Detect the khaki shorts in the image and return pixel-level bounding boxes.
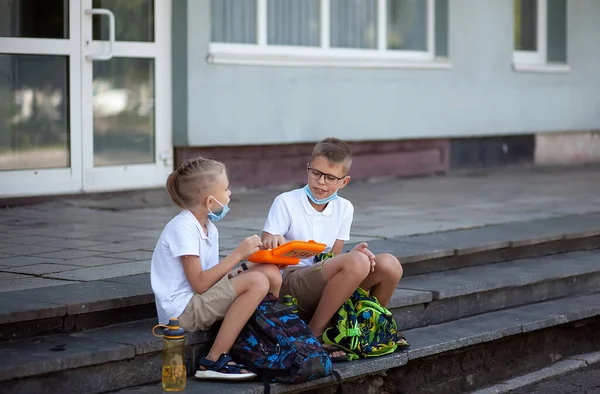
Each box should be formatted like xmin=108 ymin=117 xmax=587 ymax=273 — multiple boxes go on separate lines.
xmin=281 ymin=262 xmax=328 ymax=320
xmin=178 ymin=276 xmax=238 ymax=331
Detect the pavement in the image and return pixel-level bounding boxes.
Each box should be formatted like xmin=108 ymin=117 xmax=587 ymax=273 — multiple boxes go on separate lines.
xmin=1 ymin=164 xmax=599 ymax=293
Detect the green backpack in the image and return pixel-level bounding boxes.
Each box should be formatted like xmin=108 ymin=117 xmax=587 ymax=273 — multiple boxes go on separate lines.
xmin=323 ymin=287 xmax=403 ymax=360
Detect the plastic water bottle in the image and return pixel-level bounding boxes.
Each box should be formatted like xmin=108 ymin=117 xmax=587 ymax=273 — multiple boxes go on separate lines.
xmin=283 ymin=295 xmax=299 ymax=314
xmin=152 ymin=318 xmax=186 ymax=391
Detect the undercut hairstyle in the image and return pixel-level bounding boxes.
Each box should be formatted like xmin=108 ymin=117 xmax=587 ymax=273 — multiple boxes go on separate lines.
xmin=166 ymin=156 xmax=226 ymax=209
xmin=310 ymin=137 xmax=353 ymax=171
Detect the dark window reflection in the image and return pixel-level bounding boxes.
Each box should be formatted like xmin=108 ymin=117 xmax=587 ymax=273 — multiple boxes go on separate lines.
xmin=93 ymin=58 xmax=155 ymax=166
xmin=92 ymin=0 xmax=154 ymax=42
xmin=0 ymin=55 xmax=70 ymax=171
xmin=0 ymin=0 xmax=68 ymax=39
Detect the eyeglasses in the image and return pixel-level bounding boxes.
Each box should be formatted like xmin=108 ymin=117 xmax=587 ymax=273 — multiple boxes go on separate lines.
xmin=307 ymin=165 xmax=347 ymax=184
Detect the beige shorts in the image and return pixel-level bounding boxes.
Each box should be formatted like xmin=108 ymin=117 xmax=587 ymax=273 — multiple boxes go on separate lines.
xmin=281 ymin=262 xmax=328 ymax=320
xmin=178 ymin=276 xmax=238 ymax=331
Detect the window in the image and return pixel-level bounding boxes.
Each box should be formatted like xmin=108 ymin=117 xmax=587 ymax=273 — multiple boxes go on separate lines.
xmin=513 ymin=0 xmax=568 ymax=72
xmin=209 ymin=0 xmax=449 ymax=69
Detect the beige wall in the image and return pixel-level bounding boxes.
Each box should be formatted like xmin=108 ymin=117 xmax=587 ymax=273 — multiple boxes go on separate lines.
xmin=535 ymin=131 xmax=600 ymax=165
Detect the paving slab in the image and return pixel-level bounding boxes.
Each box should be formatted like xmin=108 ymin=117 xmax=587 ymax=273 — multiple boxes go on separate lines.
xmin=45 ymin=260 xmax=151 ymax=281
xmin=2 ymin=280 xmax=153 ymax=315
xmin=83 ymin=234 xmax=154 ymax=244
xmin=1 ymin=235 xmax=61 ymax=245
xmin=99 ymin=250 xmax=154 ymax=261
xmin=31 ymin=249 xmax=104 ymax=260
xmin=0 ymin=335 xmax=135 ymax=381
xmin=55 ymin=256 xmax=135 ymax=268
xmin=0 ymin=253 xmax=64 ymax=267
xmin=5 ymin=263 xmax=83 ymax=275
xmin=40 ymin=239 xmax=113 ymax=249
xmin=7 ymin=227 xmax=103 ymax=239
xmin=2 ymin=244 xmax=63 ymax=256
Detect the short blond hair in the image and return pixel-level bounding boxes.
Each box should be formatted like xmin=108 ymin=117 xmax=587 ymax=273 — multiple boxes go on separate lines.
xmin=166 ymin=157 xmax=226 ymax=209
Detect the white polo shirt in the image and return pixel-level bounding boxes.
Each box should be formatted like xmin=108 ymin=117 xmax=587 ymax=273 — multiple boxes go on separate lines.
xmin=263 ymin=188 xmax=354 ymax=267
xmin=151 ymin=210 xmax=220 ymax=324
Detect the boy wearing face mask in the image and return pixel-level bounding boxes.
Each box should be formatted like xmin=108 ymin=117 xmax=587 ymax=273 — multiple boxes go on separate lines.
xmin=261 ymin=138 xmax=407 ymax=361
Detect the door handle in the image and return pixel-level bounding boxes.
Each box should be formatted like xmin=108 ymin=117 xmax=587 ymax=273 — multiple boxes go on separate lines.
xmin=85 ymin=8 xmax=115 ymax=61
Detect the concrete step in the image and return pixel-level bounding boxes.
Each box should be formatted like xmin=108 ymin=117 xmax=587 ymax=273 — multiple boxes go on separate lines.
xmin=0 ymin=274 xmax=154 ymax=342
xmin=388 ymin=249 xmax=600 ymax=330
xmin=358 ymin=213 xmax=600 ymax=277
xmin=2 ymin=214 xmax=599 ymax=342
xmin=6 ymin=291 xmax=595 ymax=394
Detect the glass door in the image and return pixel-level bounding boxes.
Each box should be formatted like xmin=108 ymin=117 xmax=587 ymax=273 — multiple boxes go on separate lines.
xmin=0 ymin=0 xmax=83 ymax=197
xmin=80 ymin=0 xmax=172 ymax=192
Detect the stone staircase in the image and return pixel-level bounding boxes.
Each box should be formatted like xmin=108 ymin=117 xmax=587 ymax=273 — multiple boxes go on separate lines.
xmin=1 ymin=213 xmax=600 ymax=394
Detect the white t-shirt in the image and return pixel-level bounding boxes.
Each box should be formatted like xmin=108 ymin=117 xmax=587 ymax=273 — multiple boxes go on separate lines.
xmin=263 ymin=188 xmax=354 ymax=267
xmin=151 ymin=209 xmax=220 ymax=324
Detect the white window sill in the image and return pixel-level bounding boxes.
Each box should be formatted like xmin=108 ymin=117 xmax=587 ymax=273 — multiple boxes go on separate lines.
xmin=206 ymin=44 xmax=451 ymax=70
xmin=512 ymin=62 xmax=570 ymax=73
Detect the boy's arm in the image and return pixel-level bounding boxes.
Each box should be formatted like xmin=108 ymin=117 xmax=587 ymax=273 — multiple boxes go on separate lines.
xmin=331 ymin=239 xmax=345 ymax=255
xmin=261 ymin=195 xmax=291 ymax=249
xmin=181 ymin=251 xmax=244 ymax=294
xmin=176 ymin=231 xmax=260 ymax=293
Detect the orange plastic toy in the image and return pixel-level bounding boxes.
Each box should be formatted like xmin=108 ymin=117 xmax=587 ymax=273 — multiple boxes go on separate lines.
xmin=248 ymin=240 xmax=327 ymax=265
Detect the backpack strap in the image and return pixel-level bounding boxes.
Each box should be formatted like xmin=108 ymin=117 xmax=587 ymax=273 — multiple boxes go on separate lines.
xmin=332 ymin=369 xmax=344 ymax=393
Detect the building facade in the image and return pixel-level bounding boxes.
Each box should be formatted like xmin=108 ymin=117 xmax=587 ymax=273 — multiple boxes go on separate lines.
xmin=1 ymin=0 xmax=599 ymax=198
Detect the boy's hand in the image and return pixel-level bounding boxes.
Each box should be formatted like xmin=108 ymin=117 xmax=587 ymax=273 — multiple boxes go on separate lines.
xmin=262 ymin=234 xmax=286 ymax=250
xmin=234 ymin=234 xmax=262 ymax=260
xmin=352 ymin=242 xmax=376 ymax=272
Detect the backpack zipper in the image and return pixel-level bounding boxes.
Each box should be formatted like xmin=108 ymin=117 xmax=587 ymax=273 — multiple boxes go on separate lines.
xmin=259 ymin=342 xmax=281 ymax=355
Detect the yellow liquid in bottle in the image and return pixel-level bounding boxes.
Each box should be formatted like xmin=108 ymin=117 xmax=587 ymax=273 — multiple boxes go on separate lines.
xmin=162 ymin=341 xmax=186 ymax=391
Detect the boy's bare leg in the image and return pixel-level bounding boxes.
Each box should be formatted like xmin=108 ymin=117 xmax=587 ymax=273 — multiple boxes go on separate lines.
xmin=245 ymin=263 xmax=283 ymax=297
xmin=204 ymin=272 xmax=269 ymax=368
xmin=309 ymin=251 xmax=371 ymax=337
xmin=359 ymin=253 xmax=403 ymax=307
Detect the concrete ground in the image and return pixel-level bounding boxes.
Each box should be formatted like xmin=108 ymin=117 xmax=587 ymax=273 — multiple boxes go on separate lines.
xmin=1 ymin=164 xmax=599 ymax=292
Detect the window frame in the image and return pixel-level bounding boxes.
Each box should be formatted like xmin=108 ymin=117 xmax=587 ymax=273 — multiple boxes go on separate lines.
xmin=513 ymin=0 xmax=547 ymax=65
xmin=207 ymin=0 xmax=450 ymax=69
xmin=512 ymin=0 xmax=569 ymax=72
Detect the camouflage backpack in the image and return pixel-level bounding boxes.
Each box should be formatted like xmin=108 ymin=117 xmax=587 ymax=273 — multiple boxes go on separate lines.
xmin=231 ymin=293 xmax=339 ymax=391
xmin=323 ymin=287 xmax=401 ymax=359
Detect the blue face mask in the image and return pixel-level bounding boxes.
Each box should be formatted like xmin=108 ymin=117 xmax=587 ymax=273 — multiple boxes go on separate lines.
xmin=207 ymin=197 xmax=230 ymax=222
xmin=303 ymin=184 xmax=339 ymax=205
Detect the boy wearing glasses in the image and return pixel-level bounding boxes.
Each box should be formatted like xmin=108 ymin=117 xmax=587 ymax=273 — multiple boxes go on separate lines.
xmin=261 ymin=137 xmax=405 ymax=361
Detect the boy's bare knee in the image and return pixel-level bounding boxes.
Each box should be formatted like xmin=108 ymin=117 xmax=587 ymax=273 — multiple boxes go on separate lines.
xmin=344 ymin=251 xmax=371 ymax=279
xmin=258 ymin=264 xmax=283 ymax=287
xmin=376 ymin=253 xmax=403 ymax=280
xmin=245 ymin=271 xmax=270 ymax=295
